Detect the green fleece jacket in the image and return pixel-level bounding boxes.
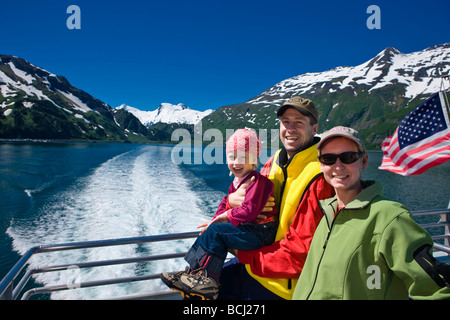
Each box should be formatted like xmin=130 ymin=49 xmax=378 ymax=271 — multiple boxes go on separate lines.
xmin=293 ymin=181 xmax=450 ymax=300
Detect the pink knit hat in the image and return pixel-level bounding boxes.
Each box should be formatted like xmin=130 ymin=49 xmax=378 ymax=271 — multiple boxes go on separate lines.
xmin=226 ymin=129 xmax=261 ymax=162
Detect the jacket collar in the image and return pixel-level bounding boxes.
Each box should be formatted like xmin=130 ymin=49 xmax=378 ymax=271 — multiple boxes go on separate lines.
xmin=320 ymin=181 xmax=382 ymax=226
xmin=278 ymin=136 xmax=320 ymax=167
xmin=233 ymin=170 xmax=257 ymax=189
xmin=343 ymin=181 xmax=382 ymax=209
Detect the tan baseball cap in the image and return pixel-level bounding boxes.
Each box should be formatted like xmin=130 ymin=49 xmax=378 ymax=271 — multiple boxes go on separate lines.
xmin=277 ymin=96 xmax=319 ymax=122
xmin=317 ymin=126 xmax=365 ymax=152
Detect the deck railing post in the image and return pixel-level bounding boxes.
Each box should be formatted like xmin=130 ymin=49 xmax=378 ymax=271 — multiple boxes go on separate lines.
xmin=0 ymin=282 xmax=13 ymax=300
xmin=445 ymin=200 xmax=450 ymax=248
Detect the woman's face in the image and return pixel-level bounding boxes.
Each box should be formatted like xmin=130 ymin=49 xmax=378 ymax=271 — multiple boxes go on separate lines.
xmin=319 ymin=137 xmax=368 ymax=193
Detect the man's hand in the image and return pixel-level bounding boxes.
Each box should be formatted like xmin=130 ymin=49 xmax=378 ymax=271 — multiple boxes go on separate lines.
xmin=253 ymin=195 xmax=275 ymax=222
xmin=227 ymin=176 xmax=275 ymax=214
xmin=262 ymin=196 xmax=275 ymax=213
xmin=227 ymin=176 xmax=255 ymax=208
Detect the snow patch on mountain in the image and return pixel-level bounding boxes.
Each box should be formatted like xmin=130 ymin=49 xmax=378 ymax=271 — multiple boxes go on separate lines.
xmin=57 ymin=90 xmax=92 ymax=113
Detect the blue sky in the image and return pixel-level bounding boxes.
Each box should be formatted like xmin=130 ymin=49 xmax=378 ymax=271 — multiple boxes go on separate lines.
xmin=1 ymin=0 xmax=449 ymax=111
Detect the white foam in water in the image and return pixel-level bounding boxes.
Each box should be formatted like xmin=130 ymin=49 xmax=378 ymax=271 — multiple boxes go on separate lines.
xmin=7 ymin=145 xmax=218 ymax=299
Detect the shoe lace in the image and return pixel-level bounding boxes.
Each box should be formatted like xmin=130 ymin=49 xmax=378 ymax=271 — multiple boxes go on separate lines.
xmin=188 ymin=268 xmax=212 ymax=284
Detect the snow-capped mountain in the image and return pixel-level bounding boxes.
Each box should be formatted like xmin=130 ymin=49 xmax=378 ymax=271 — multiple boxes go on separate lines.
xmin=202 ymin=43 xmax=450 ymax=149
xmin=248 ymin=44 xmax=450 ymax=105
xmin=0 ymin=54 xmax=211 ymax=142
xmin=0 ymin=54 xmax=139 ymax=141
xmin=2 ymin=43 xmax=449 ymax=146
xmin=0 ymin=55 xmax=112 ymax=114
xmin=116 ymin=103 xmax=213 ymax=127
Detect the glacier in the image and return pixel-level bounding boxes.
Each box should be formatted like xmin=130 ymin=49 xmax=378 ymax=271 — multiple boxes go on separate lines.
xmin=116 ymin=103 xmax=214 ymax=127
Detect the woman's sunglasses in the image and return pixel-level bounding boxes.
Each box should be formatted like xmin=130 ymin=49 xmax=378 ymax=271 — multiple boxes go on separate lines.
xmin=318 ymin=151 xmax=364 ymax=165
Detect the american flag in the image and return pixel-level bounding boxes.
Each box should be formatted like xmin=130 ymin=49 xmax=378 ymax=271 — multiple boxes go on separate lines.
xmin=379 ymin=92 xmax=450 ymax=175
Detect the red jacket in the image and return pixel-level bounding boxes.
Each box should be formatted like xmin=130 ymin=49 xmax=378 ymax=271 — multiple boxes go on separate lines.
xmin=237 ymin=157 xmax=334 ymax=279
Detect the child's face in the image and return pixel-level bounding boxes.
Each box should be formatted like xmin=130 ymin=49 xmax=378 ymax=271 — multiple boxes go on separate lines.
xmin=227 ymin=151 xmax=254 ymax=178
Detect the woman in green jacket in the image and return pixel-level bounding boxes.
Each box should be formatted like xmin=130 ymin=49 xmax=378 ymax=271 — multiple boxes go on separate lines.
xmin=292 ymin=126 xmax=450 ymax=300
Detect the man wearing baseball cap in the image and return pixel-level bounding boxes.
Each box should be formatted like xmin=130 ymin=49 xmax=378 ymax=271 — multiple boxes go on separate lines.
xmin=219 ymin=96 xmax=335 ymax=300
xmin=277 ymin=96 xmax=319 ymax=123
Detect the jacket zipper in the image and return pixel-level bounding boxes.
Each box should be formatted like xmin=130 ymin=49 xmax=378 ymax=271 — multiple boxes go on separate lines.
xmin=306 ymin=203 xmax=340 ymax=299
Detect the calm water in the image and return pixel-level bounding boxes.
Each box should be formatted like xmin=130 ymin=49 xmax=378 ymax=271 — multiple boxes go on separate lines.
xmin=0 ymin=142 xmax=449 ymax=299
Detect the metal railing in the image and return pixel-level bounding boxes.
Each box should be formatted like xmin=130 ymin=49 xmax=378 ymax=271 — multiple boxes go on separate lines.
xmin=1 ymin=209 xmax=449 ymax=300
xmin=0 ymin=231 xmax=198 ymax=300
xmin=411 ymin=208 xmax=450 ymax=248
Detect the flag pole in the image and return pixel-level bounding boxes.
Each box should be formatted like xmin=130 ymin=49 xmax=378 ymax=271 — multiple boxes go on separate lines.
xmin=440 ymin=75 xmax=450 ymax=116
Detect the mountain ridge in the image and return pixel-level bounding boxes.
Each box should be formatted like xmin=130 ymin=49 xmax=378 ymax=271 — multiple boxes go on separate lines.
xmin=0 ymin=55 xmax=210 ymax=142
xmin=1 ymin=43 xmax=449 ymax=148
xmin=201 ymin=43 xmax=450 ymax=149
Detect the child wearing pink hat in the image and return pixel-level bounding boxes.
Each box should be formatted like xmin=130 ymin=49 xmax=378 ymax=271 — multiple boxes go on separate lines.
xmin=160 ymin=129 xmax=278 ymax=300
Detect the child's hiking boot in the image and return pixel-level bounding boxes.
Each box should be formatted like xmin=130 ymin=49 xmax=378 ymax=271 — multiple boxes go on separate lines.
xmin=179 ymin=269 xmax=220 ymax=300
xmin=159 ymin=269 xmax=191 ymax=298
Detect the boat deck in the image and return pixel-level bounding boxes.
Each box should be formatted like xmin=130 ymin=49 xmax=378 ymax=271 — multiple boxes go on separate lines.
xmin=1 ymin=209 xmax=449 ymax=300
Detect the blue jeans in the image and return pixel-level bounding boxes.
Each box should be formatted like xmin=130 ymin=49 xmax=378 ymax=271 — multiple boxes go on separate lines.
xmin=218 ymin=257 xmax=285 ymax=300
xmin=184 ymin=221 xmax=277 ymax=275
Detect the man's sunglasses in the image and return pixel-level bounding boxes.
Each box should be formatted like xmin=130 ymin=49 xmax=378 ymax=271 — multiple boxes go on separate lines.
xmin=318 ymin=151 xmax=364 ymax=165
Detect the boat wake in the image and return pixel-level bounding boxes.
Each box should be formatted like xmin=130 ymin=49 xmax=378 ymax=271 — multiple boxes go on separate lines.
xmin=7 ymin=145 xmax=222 ymax=299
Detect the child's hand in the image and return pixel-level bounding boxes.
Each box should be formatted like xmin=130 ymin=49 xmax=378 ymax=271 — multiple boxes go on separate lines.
xmin=210 ymin=212 xmax=230 ymax=224
xmin=197 ymin=212 xmax=230 ymax=235
xmin=197 ymin=222 xmax=209 ymax=229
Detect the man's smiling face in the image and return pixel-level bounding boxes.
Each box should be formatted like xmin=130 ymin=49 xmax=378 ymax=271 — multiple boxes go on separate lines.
xmin=279 ymin=107 xmax=318 ymax=158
